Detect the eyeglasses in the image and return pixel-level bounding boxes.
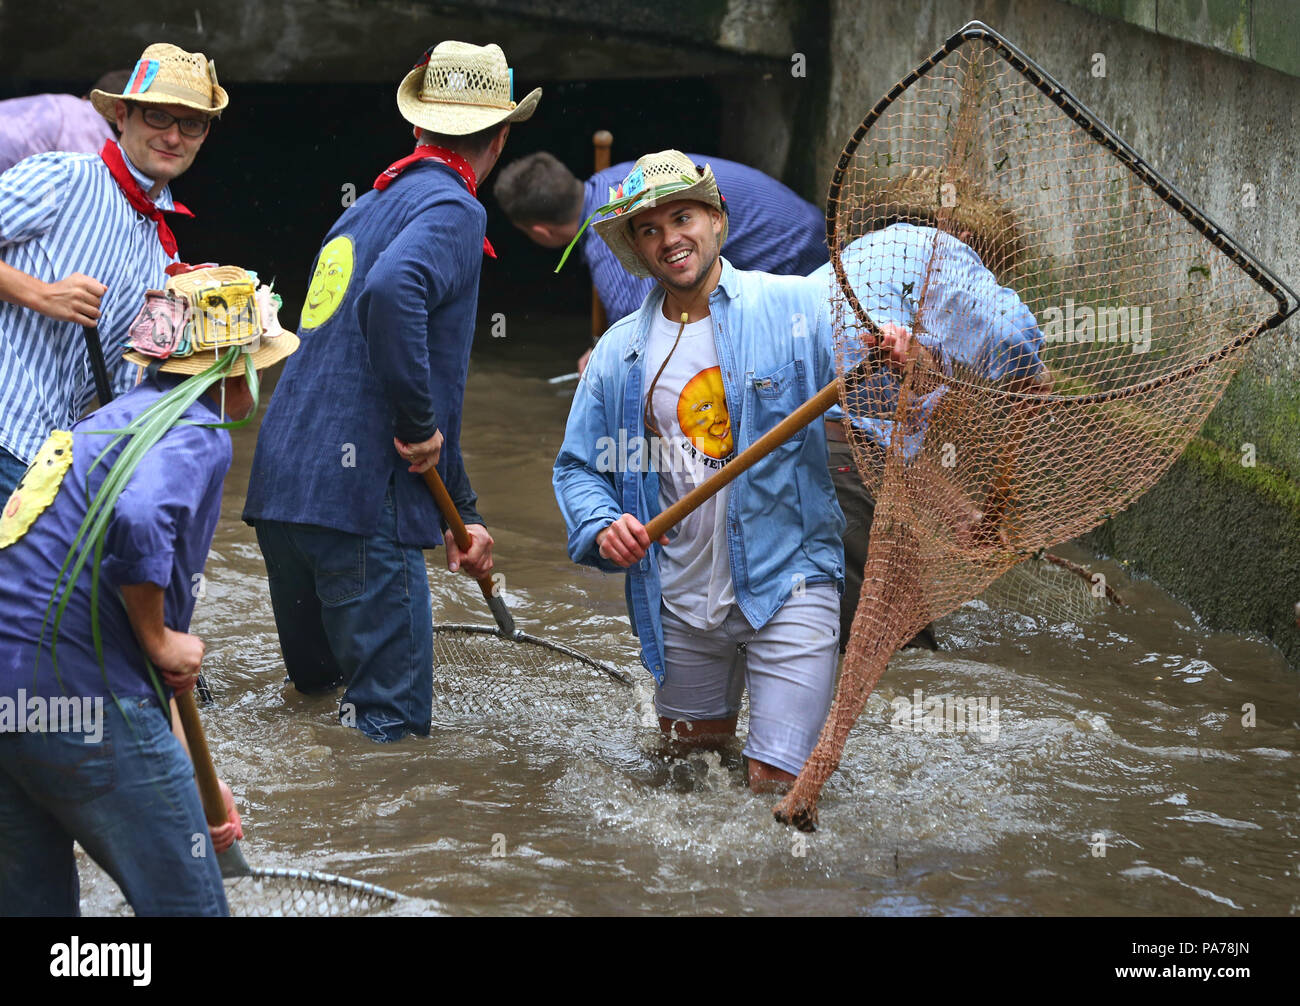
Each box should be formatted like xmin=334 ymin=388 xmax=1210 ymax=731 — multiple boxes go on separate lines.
xmin=135 ymin=106 xmax=210 ymax=138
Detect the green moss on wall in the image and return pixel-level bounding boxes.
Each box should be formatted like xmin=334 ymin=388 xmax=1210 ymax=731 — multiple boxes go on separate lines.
xmin=1201 ymin=370 xmax=1300 ymax=485
xmin=1085 ymin=433 xmax=1300 ymax=667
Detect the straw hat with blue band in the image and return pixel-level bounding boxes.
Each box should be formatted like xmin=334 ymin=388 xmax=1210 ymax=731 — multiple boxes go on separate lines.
xmin=89 ymin=42 xmax=228 ymax=120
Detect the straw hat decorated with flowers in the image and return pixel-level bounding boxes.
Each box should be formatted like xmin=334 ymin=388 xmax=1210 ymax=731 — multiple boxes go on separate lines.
xmin=554 ymin=149 xmax=729 ymax=279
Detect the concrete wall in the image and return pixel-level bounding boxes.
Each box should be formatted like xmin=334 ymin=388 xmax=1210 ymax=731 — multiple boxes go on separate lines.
xmin=1067 ymin=0 xmax=1300 ymax=77
xmin=0 ymin=0 xmax=804 ymax=83
xmin=818 ymin=0 xmax=1299 ymax=666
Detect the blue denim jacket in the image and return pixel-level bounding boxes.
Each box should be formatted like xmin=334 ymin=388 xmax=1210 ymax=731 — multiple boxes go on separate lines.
xmin=553 ymin=260 xmax=845 ymax=684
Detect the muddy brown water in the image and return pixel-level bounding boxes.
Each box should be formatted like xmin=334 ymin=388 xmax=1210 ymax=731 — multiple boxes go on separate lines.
xmin=78 ymin=323 xmax=1299 ymax=916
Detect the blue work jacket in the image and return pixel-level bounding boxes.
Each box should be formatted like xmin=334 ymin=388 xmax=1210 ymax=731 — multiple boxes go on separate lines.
xmin=243 ymin=160 xmax=484 ymax=548
xmin=553 ymin=260 xmax=845 ymax=684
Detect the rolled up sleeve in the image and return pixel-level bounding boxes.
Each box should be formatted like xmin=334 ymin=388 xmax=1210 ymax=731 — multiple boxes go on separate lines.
xmin=553 ymin=348 xmax=625 ymax=573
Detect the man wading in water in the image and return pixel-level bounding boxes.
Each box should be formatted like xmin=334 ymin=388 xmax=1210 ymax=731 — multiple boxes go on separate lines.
xmin=0 ymin=279 xmax=298 ymax=916
xmin=243 ymin=41 xmax=541 ymax=742
xmin=0 ymin=43 xmax=225 ymax=496
xmin=553 ymin=150 xmax=845 ymax=791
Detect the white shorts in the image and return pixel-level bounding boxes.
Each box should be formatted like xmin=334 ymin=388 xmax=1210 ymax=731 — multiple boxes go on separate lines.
xmin=655 ymin=583 xmax=840 ymax=776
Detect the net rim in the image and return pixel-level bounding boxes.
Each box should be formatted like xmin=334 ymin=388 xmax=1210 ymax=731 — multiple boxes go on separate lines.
xmin=236 ymin=865 xmax=402 ymax=903
xmin=823 ymin=18 xmax=1299 ymax=388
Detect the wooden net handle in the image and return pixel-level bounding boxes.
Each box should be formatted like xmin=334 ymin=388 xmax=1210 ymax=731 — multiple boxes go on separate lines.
xmin=590 ymin=130 xmax=613 ymax=343
xmin=645 ymin=379 xmax=842 ymax=540
xmin=175 ymin=690 xmax=228 ymax=827
xmin=422 ymin=466 xmax=515 ymax=635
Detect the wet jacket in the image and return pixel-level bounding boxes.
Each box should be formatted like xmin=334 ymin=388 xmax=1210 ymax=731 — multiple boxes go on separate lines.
xmin=553 ymin=260 xmax=845 ymax=683
xmin=243 ymin=160 xmax=484 ymax=547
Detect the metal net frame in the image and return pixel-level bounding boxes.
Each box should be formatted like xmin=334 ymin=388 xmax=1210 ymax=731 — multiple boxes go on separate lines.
xmin=222 ymin=867 xmax=401 ymax=917
xmin=774 ymin=21 xmax=1297 ymax=830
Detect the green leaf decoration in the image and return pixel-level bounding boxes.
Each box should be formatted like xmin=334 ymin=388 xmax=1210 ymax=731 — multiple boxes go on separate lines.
xmin=37 ymin=347 xmax=258 ymax=706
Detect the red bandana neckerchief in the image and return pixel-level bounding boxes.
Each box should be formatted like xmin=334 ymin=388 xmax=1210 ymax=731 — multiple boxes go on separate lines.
xmin=373 ymin=144 xmax=496 ymax=259
xmin=98 ymin=139 xmax=193 ymax=258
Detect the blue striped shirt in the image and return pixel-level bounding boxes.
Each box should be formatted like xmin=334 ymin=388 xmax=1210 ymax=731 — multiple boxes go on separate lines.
xmin=0 ymin=148 xmax=178 ymax=463
xmin=580 ymin=155 xmax=828 ymax=323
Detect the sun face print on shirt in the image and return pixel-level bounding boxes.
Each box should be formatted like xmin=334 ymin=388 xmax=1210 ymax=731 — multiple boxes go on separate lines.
xmin=676 ymin=366 xmax=734 ymax=467
xmin=300 ymin=235 xmax=354 ymax=330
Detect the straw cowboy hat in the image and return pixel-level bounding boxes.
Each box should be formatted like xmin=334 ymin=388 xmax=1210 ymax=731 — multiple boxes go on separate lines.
xmin=592 ymin=149 xmax=729 ymax=279
xmin=123 ymin=266 xmax=298 ymax=375
xmin=125 ymin=331 xmax=298 ymax=376
xmin=396 ymin=41 xmax=541 ymax=136
xmin=90 ymin=42 xmax=228 ymax=120
xmin=860 ymin=166 xmax=1026 ymax=281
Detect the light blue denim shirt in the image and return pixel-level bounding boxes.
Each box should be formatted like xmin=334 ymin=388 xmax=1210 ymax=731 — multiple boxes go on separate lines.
xmin=814 ymin=223 xmax=1044 ymax=458
xmin=553 ymin=260 xmax=845 ymax=684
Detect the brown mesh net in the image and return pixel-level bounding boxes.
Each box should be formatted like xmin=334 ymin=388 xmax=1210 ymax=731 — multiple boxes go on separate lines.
xmin=774 ymin=23 xmax=1296 ymax=831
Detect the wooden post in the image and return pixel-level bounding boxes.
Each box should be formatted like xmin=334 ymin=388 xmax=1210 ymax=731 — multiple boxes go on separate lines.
xmin=591 ymin=130 xmax=613 ymax=343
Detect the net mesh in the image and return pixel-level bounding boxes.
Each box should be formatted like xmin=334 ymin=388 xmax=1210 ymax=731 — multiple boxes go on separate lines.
xmin=774 ymin=28 xmax=1293 ymax=830
xmin=977 ymin=551 xmax=1111 ymax=625
xmin=222 ymin=867 xmax=400 ymax=917
xmin=432 ymin=625 xmax=630 ymax=720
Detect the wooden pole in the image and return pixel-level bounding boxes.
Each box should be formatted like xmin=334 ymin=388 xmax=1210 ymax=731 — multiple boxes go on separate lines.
xmin=175 ymin=691 xmax=229 ymax=827
xmin=591 ymin=130 xmax=613 ymax=343
xmin=422 ymin=465 xmax=516 ymax=636
xmin=645 ymin=379 xmax=842 ymax=541
xmin=174 ymin=688 xmax=252 ymax=876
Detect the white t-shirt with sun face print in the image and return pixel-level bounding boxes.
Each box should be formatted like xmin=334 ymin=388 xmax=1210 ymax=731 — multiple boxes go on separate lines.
xmin=643 ymin=309 xmax=737 ymax=631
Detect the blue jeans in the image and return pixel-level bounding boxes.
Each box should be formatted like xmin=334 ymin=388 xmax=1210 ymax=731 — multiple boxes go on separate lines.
xmin=0 ymin=696 xmax=228 ymax=916
xmin=254 ymin=485 xmax=434 ymax=742
xmin=0 ymin=446 xmax=28 ymax=497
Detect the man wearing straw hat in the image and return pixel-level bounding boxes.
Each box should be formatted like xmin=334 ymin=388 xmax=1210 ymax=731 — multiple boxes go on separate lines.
xmin=494 ymin=150 xmax=827 ymax=372
xmin=0 ymin=43 xmax=226 ymax=497
xmin=553 ymin=150 xmax=845 ymax=791
xmin=0 ymin=289 xmax=298 ymax=916
xmin=244 ymin=42 xmax=540 ymax=743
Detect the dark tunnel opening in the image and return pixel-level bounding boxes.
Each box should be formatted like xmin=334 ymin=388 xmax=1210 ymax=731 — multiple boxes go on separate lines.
xmin=1 ymin=73 xmax=781 ymax=376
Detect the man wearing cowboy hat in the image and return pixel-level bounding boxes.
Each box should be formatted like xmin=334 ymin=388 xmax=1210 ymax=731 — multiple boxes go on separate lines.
xmin=493 ymin=150 xmax=827 ymax=372
xmin=0 ymin=42 xmax=225 ymax=497
xmin=0 ymin=300 xmax=298 ymax=916
xmin=243 ymin=42 xmax=540 ymax=743
xmin=553 ymin=150 xmax=845 ymax=791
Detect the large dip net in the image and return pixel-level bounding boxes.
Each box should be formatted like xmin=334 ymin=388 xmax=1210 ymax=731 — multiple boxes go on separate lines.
xmin=775 ymin=22 xmax=1297 ymax=830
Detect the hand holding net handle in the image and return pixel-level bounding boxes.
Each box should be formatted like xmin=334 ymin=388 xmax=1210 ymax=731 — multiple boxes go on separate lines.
xmin=422 ymin=466 xmax=517 ymax=636
xmin=645 ymin=378 xmax=843 ymax=540
xmin=175 ymin=690 xmax=228 ymax=827
xmin=175 ymin=688 xmax=253 ymax=876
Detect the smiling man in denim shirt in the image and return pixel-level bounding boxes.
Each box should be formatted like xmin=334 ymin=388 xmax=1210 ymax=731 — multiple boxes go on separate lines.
xmin=553 ymin=150 xmax=844 ymax=792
